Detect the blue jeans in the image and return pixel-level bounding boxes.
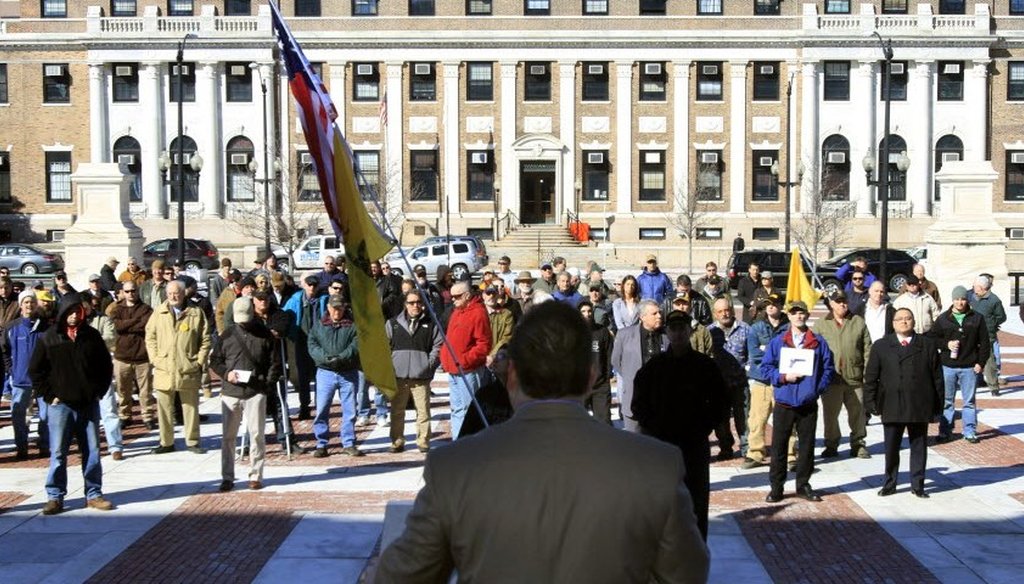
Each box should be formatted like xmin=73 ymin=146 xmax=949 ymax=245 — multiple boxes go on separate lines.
xmin=941 ymin=366 xmax=977 ymax=438
xmin=10 ymin=385 xmax=33 ymax=451
xmin=449 ymin=368 xmax=484 ymax=441
xmin=36 ymin=396 xmax=50 ymax=450
xmin=98 ymin=384 xmax=122 ymax=453
xmin=357 ymin=371 xmax=371 ymax=418
xmin=46 ymin=401 xmax=104 ymax=502
xmin=314 ymin=368 xmax=359 ymax=448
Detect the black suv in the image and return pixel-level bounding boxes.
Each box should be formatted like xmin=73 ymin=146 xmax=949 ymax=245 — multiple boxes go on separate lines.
xmin=142 ymin=238 xmax=220 ymax=271
xmin=815 ymin=248 xmax=917 ymax=293
xmin=728 ymin=247 xmax=916 ymax=296
xmin=727 ymin=249 xmax=811 ymax=295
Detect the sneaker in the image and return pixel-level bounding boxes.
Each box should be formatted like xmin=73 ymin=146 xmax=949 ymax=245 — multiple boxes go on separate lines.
xmin=820 ymin=447 xmax=839 ymax=458
xmin=964 ymin=435 xmax=980 ymax=444
xmin=152 ymin=445 xmax=175 ymax=454
xmin=340 ymin=446 xmax=365 ymax=457
xmin=111 ymin=451 xmax=124 ymax=461
xmin=41 ymin=499 xmax=64 ymax=515
xmin=936 ymin=433 xmax=952 ymax=444
xmin=355 ymin=416 xmax=369 ymax=427
xmin=740 ymin=458 xmax=765 ymax=470
xmin=418 ymin=445 xmax=430 ymax=454
xmin=282 ymin=442 xmax=304 ymax=455
xmin=248 ymin=480 xmax=263 ymax=490
xmin=855 ymin=448 xmax=872 ymax=459
xmin=991 ymin=389 xmax=1001 ymax=397
xmin=86 ymin=497 xmax=115 ymax=511
xmin=219 ymin=480 xmax=234 ymax=492
xmin=187 ymin=445 xmax=207 ymax=454
xmin=378 ymin=416 xmax=390 ymax=428
xmin=389 ymin=444 xmax=404 ymax=454
xmin=312 ymin=447 xmax=329 ymax=458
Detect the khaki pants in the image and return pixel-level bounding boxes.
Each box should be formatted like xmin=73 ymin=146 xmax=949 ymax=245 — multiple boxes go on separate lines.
xmin=821 ymin=381 xmax=866 ymax=453
xmin=747 ymin=380 xmax=796 ymax=464
xmin=391 ymin=379 xmax=432 ymax=449
xmin=115 ymin=360 xmax=153 ymax=422
xmin=221 ymin=393 xmax=266 ymax=482
xmin=156 ymin=388 xmax=200 ymax=448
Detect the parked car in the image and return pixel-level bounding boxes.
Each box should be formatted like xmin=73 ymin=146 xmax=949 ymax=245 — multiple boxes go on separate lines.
xmin=814 ymin=248 xmax=918 ymax=293
xmin=0 ymin=243 xmax=64 ymax=275
xmin=907 ymin=245 xmax=927 ymax=265
xmin=286 ymin=234 xmax=346 ymax=271
xmin=384 ymin=239 xmax=487 ymax=280
xmin=726 ymin=249 xmax=813 ymax=296
xmin=142 ymin=238 xmax=220 ymax=271
xmin=418 ymin=235 xmax=489 ymax=265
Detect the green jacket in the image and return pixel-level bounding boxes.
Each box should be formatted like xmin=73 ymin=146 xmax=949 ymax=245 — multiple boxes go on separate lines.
xmin=488 ymin=308 xmax=514 ymax=356
xmin=308 ymin=312 xmax=360 ymax=372
xmin=690 ymin=324 xmax=713 ymax=357
xmin=812 ymin=314 xmax=871 ymax=386
xmin=970 ymin=292 xmax=1006 ymax=344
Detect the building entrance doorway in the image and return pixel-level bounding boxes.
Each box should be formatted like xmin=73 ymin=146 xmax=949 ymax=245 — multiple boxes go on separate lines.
xmin=519 ymin=161 xmax=556 ymax=224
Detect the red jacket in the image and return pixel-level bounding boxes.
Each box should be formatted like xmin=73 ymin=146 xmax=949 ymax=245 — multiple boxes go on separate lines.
xmin=441 ymin=295 xmax=492 ymax=374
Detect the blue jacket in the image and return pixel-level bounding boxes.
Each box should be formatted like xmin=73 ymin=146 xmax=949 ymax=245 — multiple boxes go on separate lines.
xmin=3 ymin=317 xmax=47 ymax=388
xmin=636 ymin=269 xmax=673 ymax=304
xmin=282 ymin=289 xmax=327 ymax=339
xmin=747 ymin=315 xmax=789 ymax=383
xmin=836 ymin=263 xmax=877 ymax=295
xmin=551 ymin=290 xmax=584 ymax=307
xmin=760 ymin=327 xmax=834 ymax=407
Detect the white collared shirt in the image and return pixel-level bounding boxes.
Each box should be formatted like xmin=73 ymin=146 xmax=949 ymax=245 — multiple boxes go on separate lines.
xmin=863 ymin=302 xmax=888 ymax=342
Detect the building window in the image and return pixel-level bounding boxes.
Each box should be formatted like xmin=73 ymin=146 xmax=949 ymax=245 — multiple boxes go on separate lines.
xmin=639 ymin=62 xmax=666 ymax=101
xmin=696 ymin=62 xmax=723 ymax=101
xmin=697 ymin=0 xmax=722 ymax=14
xmin=1007 ymin=151 xmax=1024 ymax=201
xmin=225 ymin=0 xmax=250 ymax=15
xmin=225 ymin=136 xmax=255 ymax=202
xmin=297 ymin=154 xmax=320 ymax=201
xmin=1009 ymin=62 xmax=1024 ymax=100
xmin=823 ymin=61 xmax=850 ymax=101
xmin=589 ymin=228 xmax=608 ymax=241
xmin=583 ymin=0 xmax=608 ymax=14
xmin=0 ymin=153 xmax=10 ymax=203
xmin=582 ymin=62 xmax=609 ymax=101
xmin=934 ymin=134 xmax=963 ymax=201
xmin=696 ymin=151 xmax=723 ymax=200
xmin=110 ymin=0 xmax=137 ymax=16
xmin=353 ymin=0 xmax=378 ymax=15
xmin=112 ymin=63 xmax=139 ymax=103
xmin=169 ymin=62 xmax=195 ymax=103
xmin=113 ymin=136 xmax=143 ymax=202
xmin=409 ymin=0 xmax=435 ymax=15
xmin=821 ymin=134 xmax=851 ymax=201
xmin=0 ymin=64 xmax=7 ymax=104
xmin=45 ymin=151 xmax=72 ymax=202
xmin=168 ymin=136 xmax=199 ymax=202
xmin=295 ymin=0 xmax=321 ymax=16
xmin=824 ymin=0 xmax=850 ymax=13
xmin=937 ymin=61 xmax=963 ymax=101
xmin=467 ymin=62 xmax=493 ymax=101
xmin=754 ymin=0 xmax=780 ymax=14
xmin=881 ymin=0 xmax=907 ymax=13
xmin=410 ymin=63 xmax=436 ymax=101
xmin=877 ymin=134 xmax=907 ymax=201
xmin=524 ymin=62 xmax=551 ymax=101
xmin=353 ymin=150 xmax=380 ymax=201
xmin=696 ymin=227 xmax=723 ymax=240
xmin=41 ymin=0 xmax=67 ymax=17
xmin=467 ymin=151 xmax=495 ymax=201
xmin=467 ymin=0 xmax=492 ymax=15
xmin=752 ymin=151 xmax=778 ymax=201
xmin=582 ymin=151 xmax=609 ymax=201
xmin=639 ymin=228 xmax=666 ymax=240
xmin=410 ymin=151 xmax=438 ymax=201
xmin=43 ymin=63 xmax=71 ymax=104
xmin=939 ymin=0 xmax=965 ymax=13
xmin=880 ymin=61 xmax=908 ymax=101
xmin=753 ymin=62 xmax=779 ymax=101
xmin=752 ymin=227 xmax=779 ymax=241
xmin=640 ymin=0 xmax=667 ymax=15
xmin=226 ymin=63 xmax=253 ymax=102
xmin=525 ymin=0 xmax=550 ymax=15
xmin=167 ymin=0 xmax=194 ymax=16
xmin=353 ymin=63 xmax=380 ymax=101
xmin=639 ymin=150 xmax=666 ymax=201
xmin=1013 ymin=0 xmax=1024 ymax=15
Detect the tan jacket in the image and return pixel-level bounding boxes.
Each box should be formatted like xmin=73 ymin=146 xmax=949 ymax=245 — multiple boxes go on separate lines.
xmin=144 ymin=302 xmax=211 ymax=391
xmin=690 ymin=323 xmax=713 ymax=357
xmin=812 ymin=314 xmax=871 ymax=386
xmin=893 ymin=292 xmax=940 ymax=334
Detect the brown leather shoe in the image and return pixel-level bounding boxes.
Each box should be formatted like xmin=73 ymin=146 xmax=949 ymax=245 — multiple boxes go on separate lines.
xmin=42 ymin=499 xmax=64 ymax=515
xmin=111 ymin=451 xmax=124 ymax=461
xmin=87 ymin=497 xmax=115 ymax=511
xmin=248 ymin=480 xmax=263 ymax=490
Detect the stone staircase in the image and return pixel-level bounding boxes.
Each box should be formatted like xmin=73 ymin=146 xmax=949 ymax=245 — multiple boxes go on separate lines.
xmin=485 ymin=224 xmax=598 ymax=270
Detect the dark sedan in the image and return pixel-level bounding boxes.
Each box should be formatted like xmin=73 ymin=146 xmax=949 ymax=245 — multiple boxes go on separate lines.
xmin=142 ymin=238 xmax=220 ymax=271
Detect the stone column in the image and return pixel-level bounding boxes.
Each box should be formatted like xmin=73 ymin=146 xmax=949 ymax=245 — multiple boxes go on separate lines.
xmin=799 ymin=61 xmax=820 ymax=215
xmin=728 ymin=61 xmax=747 ymax=215
xmin=442 ymin=62 xmax=461 ymax=216
xmin=385 ymin=62 xmax=404 ymax=217
xmin=140 ymin=62 xmax=165 ymax=217
xmin=672 ymin=61 xmax=691 ymax=214
xmin=197 ymin=62 xmax=221 ymax=217
xmin=615 ymin=61 xmax=633 ymax=215
xmin=963 ymin=60 xmax=989 ymax=163
xmin=88 ymin=62 xmax=109 ymax=163
xmin=908 ymin=60 xmax=933 ymax=216
xmin=559 ymin=62 xmax=576 ymax=215
xmin=500 ymin=62 xmax=517 ymax=216
xmin=851 ymin=60 xmax=876 ymax=216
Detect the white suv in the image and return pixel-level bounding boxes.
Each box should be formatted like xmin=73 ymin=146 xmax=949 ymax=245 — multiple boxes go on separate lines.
xmin=385 ymin=239 xmax=486 ymax=280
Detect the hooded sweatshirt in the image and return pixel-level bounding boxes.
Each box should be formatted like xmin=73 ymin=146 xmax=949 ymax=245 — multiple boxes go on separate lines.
xmin=28 ymin=299 xmax=113 ymax=407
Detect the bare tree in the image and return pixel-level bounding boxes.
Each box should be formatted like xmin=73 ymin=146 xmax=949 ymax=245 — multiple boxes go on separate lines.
xmin=665 ymin=166 xmax=717 ymax=275
xmin=793 ymin=160 xmax=855 ymax=283
xmin=363 ymin=160 xmax=408 ymax=244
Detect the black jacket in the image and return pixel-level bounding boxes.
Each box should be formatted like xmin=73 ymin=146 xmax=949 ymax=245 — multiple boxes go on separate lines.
xmin=928 ymin=309 xmax=990 ymax=369
xmin=588 ymin=320 xmax=614 ymax=390
xmin=209 ymin=322 xmax=282 ymax=399
xmin=28 ymin=299 xmax=113 ymax=407
xmin=99 ymin=264 xmax=118 ymax=294
xmin=863 ymin=334 xmax=943 ymax=424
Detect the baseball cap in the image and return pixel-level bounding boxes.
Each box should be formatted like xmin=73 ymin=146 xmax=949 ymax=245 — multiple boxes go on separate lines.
xmin=829 ymin=290 xmax=848 ymax=303
xmin=761 ymin=271 xmax=774 ymax=279
xmin=413 ymin=264 xmax=427 ymax=275
xmin=107 ymin=256 xmax=120 ymax=264
xmin=88 ymin=274 xmax=101 ymax=282
xmin=787 ymin=300 xmax=809 ymax=314
xmin=328 ymin=293 xmax=346 ymax=308
xmin=673 ymin=291 xmax=691 ymax=303
xmin=645 ymin=254 xmax=657 ymax=263
xmin=540 ymin=263 xmax=553 ymax=271
xmin=37 ymin=290 xmax=55 ymax=302
xmin=232 ymin=297 xmax=253 ymax=324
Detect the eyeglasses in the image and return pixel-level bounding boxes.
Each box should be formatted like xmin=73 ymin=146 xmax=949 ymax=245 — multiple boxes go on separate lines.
xmin=405 ymin=300 xmax=423 ymax=305
xmin=56 ymin=275 xmax=66 ymax=280
xmin=124 ymin=289 xmax=137 ymax=293
xmin=330 ymin=285 xmax=343 ymax=290
xmin=852 ymin=277 xmax=864 ymax=281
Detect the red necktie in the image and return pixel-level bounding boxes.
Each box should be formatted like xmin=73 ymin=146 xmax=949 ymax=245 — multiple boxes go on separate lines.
xmin=901 ymin=339 xmax=909 ymax=347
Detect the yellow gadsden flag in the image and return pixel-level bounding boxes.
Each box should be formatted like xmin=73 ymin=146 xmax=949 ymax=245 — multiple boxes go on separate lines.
xmin=786 ymin=248 xmax=821 ymax=311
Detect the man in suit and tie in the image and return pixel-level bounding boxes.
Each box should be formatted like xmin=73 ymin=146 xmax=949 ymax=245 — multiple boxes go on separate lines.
xmin=864 ymin=308 xmax=943 ymax=498
xmin=374 ymin=302 xmax=709 ymax=583
xmin=611 ymin=300 xmax=668 ymax=432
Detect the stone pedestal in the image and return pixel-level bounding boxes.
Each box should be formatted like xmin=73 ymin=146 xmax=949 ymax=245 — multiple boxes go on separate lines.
xmin=64 ymin=163 xmax=145 ymax=290
xmin=926 ymin=161 xmax=1010 ymax=303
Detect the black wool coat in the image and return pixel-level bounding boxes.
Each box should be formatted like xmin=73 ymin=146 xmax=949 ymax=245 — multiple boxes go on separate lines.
xmin=863 ymin=334 xmax=943 ymax=424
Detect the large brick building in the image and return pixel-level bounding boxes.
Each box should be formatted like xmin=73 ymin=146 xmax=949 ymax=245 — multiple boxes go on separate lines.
xmin=1 ymin=0 xmax=1022 ymax=266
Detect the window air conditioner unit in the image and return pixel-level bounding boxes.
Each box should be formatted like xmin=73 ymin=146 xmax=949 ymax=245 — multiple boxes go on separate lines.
xmin=1011 ymin=153 xmax=1024 ymax=165
xmin=117 ymin=154 xmax=135 ymax=166
xmin=827 ymin=151 xmax=846 ymax=164
xmin=115 ymin=66 xmax=134 ymax=77
xmin=471 ymin=152 xmax=488 ymax=164
xmin=529 ymin=65 xmax=547 ymax=76
xmin=356 ymin=64 xmax=374 ymax=76
xmin=890 ymin=62 xmax=905 ymax=75
xmin=941 ymin=152 xmax=960 ymax=163
xmin=759 ymin=65 xmax=775 ymax=75
xmin=44 ymin=65 xmax=65 ymax=77
xmin=943 ymin=63 xmax=961 ymax=75
xmin=230 ymin=153 xmax=250 ymax=166
xmin=300 ymin=152 xmax=314 ymax=165
xmin=701 ymin=152 xmax=719 ymax=164
xmin=229 ymin=65 xmax=248 ymax=77
xmin=587 ymin=152 xmax=604 ymax=164
xmin=588 ymin=64 xmax=604 ymax=75
xmin=413 ymin=63 xmax=431 ymax=76
xmin=1010 ymin=228 xmax=1024 ymax=239
xmin=173 ymin=153 xmax=191 ymax=165
xmin=759 ymin=156 xmax=774 ymax=167
xmin=644 ymin=63 xmax=662 ymax=75
xmin=702 ymin=64 xmax=719 ymax=76
xmin=644 ymin=151 xmax=661 ymax=164
xmin=172 ymin=64 xmax=190 ymax=76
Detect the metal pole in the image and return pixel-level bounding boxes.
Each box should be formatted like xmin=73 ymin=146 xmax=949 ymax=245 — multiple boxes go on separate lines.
xmin=261 ymin=73 xmax=271 ymax=258
xmin=876 ymin=32 xmax=893 ymax=289
xmin=176 ymin=37 xmax=187 ymax=267
xmin=784 ymin=75 xmax=793 ymax=252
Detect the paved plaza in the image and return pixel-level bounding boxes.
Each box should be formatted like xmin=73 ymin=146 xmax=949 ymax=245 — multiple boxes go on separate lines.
xmin=1 ymin=308 xmax=1023 ymax=583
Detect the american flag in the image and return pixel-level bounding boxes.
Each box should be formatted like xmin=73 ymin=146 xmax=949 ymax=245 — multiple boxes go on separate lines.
xmin=379 ymin=90 xmax=388 ymax=129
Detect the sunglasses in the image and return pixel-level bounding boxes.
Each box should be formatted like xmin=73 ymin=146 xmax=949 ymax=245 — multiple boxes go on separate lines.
xmin=852 ymin=277 xmax=864 ymax=281
xmin=405 ymin=300 xmax=423 ymax=306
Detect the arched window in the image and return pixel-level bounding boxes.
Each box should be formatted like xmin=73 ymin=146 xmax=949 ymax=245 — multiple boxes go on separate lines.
xmin=168 ymin=135 xmax=198 ymax=202
xmin=112 ymin=136 xmax=142 ymax=202
xmin=933 ymin=134 xmax=963 ymax=201
xmin=877 ymin=134 xmax=907 ymax=201
xmin=225 ymin=136 xmax=255 ymax=202
xmin=821 ymin=134 xmax=850 ymax=201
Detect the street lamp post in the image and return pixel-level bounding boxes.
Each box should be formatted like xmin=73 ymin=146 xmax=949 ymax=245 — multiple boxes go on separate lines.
xmin=771 ymin=73 xmax=801 ymax=252
xmin=250 ymin=62 xmax=272 ymax=259
xmin=869 ymin=31 xmax=896 ymax=288
xmin=175 ymin=33 xmax=196 ymax=266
